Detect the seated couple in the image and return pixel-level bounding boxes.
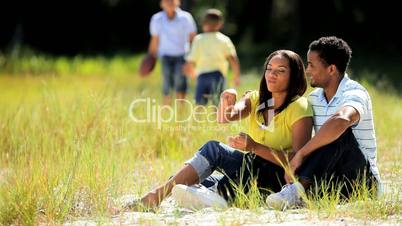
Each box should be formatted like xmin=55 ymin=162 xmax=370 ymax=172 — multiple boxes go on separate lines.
xmin=126 ymin=36 xmax=381 ymax=211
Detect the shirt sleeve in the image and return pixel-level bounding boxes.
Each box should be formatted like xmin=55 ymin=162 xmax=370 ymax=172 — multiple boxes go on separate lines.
xmin=150 ymin=15 xmax=160 ymax=36
xmin=185 ymin=13 xmax=197 ymax=34
xmin=223 ymin=38 xmax=237 ymax=57
xmin=341 ymin=89 xmax=368 ymax=123
xmin=185 ymin=36 xmax=200 ymax=62
xmin=248 ymin=90 xmax=259 ymax=114
xmin=288 ymin=98 xmax=313 ymax=126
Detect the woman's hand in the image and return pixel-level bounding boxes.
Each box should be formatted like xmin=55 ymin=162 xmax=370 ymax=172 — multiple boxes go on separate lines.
xmin=228 ymin=132 xmax=256 ymax=152
xmin=221 ymin=89 xmax=237 ymax=104
xmin=218 ymin=89 xmax=253 ymax=123
xmin=285 ymin=151 xmax=304 ymax=184
xmin=217 ymin=89 xmax=237 ymax=123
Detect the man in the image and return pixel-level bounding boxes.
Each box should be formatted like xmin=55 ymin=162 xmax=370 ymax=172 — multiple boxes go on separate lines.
xmin=266 ymin=36 xmax=382 ymax=210
xmin=148 ymin=0 xmax=197 ymax=105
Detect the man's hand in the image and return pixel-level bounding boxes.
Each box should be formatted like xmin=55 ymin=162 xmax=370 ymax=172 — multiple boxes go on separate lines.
xmin=285 ymin=151 xmax=304 ymax=184
xmin=228 ymin=132 xmax=256 ymax=152
xmin=148 ymin=35 xmax=159 ymax=58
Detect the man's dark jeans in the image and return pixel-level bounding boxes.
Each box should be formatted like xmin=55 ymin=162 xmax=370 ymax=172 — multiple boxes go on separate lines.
xmin=187 ymin=129 xmax=376 ymax=202
xmin=297 ymin=128 xmax=377 ymax=198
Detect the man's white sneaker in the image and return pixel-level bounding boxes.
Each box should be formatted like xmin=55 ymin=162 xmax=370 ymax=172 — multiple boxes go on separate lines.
xmin=266 ymin=182 xmax=305 ymax=210
xmin=172 ymin=184 xmax=228 ymax=210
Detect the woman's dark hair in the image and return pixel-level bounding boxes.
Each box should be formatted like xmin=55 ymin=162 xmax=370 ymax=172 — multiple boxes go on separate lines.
xmin=258 ymin=50 xmax=307 ymax=114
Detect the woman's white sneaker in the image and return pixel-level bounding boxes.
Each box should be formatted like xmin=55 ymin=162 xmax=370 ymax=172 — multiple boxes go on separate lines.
xmin=172 ymin=184 xmax=228 ymax=210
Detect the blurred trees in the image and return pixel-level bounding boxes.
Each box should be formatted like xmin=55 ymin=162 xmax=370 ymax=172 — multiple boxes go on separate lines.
xmin=1 ymin=0 xmax=400 ymax=56
xmin=1 ymin=0 xmax=400 ymax=87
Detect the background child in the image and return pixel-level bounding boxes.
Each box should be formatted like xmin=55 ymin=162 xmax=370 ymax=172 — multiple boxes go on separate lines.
xmin=149 ymin=0 xmax=197 ymax=105
xmin=183 ymin=8 xmax=240 ymax=105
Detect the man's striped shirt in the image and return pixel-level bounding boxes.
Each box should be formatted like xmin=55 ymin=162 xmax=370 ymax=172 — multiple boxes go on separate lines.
xmin=309 ymin=75 xmax=381 ymax=188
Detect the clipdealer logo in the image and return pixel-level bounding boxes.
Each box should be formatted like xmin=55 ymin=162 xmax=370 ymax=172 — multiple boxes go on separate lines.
xmin=128 ymin=97 xmax=275 ymax=131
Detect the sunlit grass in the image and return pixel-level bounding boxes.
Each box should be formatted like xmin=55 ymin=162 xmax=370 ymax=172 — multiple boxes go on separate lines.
xmin=0 ymin=54 xmax=401 ymax=225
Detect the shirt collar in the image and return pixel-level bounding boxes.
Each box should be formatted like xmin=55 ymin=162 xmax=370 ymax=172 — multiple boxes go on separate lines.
xmin=318 ymin=73 xmax=350 ymax=103
xmin=333 ymin=73 xmax=349 ymax=98
xmin=163 ymin=7 xmax=181 ymax=20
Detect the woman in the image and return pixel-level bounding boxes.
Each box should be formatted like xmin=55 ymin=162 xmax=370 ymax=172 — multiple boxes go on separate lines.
xmin=129 ymin=50 xmax=313 ymax=210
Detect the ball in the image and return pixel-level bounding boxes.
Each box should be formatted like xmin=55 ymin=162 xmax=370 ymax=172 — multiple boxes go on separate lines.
xmin=139 ymin=54 xmax=156 ymax=76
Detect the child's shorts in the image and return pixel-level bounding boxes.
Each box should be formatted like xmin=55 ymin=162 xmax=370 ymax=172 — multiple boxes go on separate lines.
xmin=195 ymin=71 xmax=225 ymax=105
xmin=161 ymin=55 xmax=187 ymax=95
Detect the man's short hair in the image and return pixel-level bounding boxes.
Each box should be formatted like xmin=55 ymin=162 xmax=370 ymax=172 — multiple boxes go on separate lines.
xmin=203 ymin=9 xmax=223 ymax=25
xmin=309 ymin=36 xmax=352 ymax=75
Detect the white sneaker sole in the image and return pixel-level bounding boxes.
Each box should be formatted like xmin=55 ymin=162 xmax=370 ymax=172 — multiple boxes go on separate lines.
xmin=266 ymin=195 xmax=288 ymax=210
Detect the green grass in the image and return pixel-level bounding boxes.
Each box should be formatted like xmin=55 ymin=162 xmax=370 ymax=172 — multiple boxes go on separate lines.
xmin=0 ymin=54 xmax=401 ymax=225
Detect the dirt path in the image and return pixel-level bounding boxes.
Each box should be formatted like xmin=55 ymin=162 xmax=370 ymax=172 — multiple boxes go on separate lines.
xmin=63 ymin=197 xmax=400 ymax=226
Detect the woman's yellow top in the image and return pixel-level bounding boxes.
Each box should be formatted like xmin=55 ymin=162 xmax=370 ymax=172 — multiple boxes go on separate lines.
xmin=248 ymin=90 xmax=313 ymax=152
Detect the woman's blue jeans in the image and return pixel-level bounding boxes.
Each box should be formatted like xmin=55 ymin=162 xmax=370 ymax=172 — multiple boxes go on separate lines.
xmin=185 ymin=140 xmax=285 ymax=201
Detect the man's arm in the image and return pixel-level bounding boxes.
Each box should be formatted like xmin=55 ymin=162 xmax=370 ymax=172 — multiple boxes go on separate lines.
xmin=285 ymin=105 xmax=360 ymax=183
xmin=148 ymin=35 xmax=159 ymax=57
xmin=227 ymin=55 xmax=241 ymax=87
xmin=298 ymin=105 xmax=359 ymax=158
xmin=189 ymin=32 xmax=196 ymax=44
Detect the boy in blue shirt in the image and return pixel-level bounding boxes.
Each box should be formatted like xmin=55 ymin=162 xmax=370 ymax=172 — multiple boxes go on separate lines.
xmin=148 ymin=0 xmax=197 ymax=105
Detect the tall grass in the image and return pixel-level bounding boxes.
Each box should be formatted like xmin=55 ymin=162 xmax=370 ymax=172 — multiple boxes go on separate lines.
xmin=0 ymin=54 xmax=401 ymax=225
xmin=0 ymin=47 xmax=141 ymax=77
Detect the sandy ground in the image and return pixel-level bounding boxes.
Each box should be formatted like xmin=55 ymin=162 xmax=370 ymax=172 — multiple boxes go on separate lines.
xmin=1 ymin=168 xmax=400 ymax=225
xmin=63 ymin=195 xmax=401 ymax=226
xmin=61 ymin=159 xmax=402 ymax=225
